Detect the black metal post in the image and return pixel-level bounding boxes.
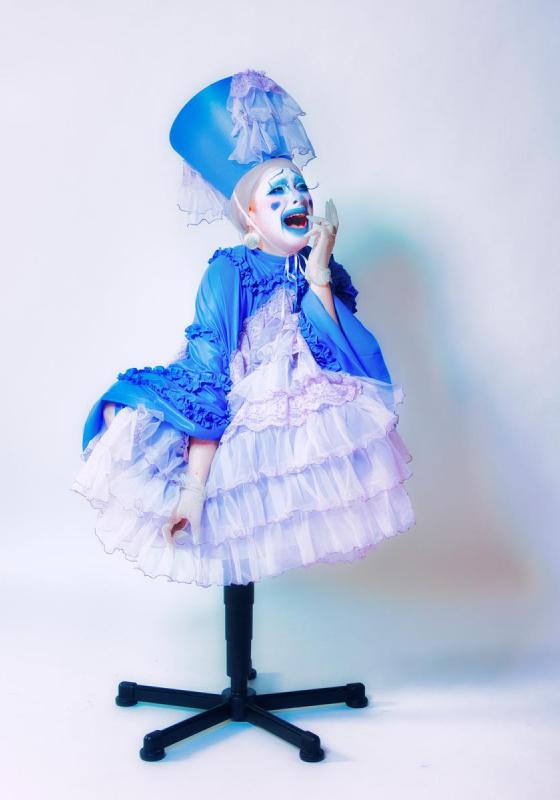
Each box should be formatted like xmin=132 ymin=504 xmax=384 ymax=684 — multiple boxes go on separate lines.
xmin=115 ymin=579 xmax=368 ymax=762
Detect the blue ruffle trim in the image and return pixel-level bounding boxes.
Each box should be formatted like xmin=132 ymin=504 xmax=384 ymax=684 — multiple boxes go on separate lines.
xmin=297 ymin=307 xmax=343 ymax=372
xmin=117 ymin=365 xmax=232 ymax=430
xmin=209 ymin=246 xmax=359 ymax=316
xmin=209 ymin=246 xmax=246 ymax=269
xmin=209 ymin=246 xmax=309 ymax=310
xmin=209 ymin=246 xmax=284 ymax=295
xmin=184 ymin=321 xmax=222 ymax=345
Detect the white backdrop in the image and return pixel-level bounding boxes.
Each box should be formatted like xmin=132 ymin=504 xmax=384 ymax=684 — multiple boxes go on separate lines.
xmin=1 ymin=1 xmax=559 ymax=797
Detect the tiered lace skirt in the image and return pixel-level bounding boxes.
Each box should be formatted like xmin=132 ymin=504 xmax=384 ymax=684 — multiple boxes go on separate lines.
xmin=73 ymin=290 xmax=415 ymax=586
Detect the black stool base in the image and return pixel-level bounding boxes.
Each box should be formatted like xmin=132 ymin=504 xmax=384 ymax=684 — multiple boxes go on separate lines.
xmin=116 ymin=679 xmax=368 ymax=762
xmin=115 ymin=582 xmax=368 ymax=762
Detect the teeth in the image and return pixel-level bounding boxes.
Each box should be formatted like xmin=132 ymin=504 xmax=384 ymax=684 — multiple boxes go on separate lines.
xmin=285 ymin=213 xmax=307 ymax=227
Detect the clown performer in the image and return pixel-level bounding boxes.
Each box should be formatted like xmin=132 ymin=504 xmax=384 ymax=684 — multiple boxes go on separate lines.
xmin=73 ymin=69 xmax=416 ymax=588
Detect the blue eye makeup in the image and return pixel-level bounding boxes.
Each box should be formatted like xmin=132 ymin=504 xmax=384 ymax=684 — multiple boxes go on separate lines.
xmin=265 ymin=172 xmax=310 ymax=196
xmin=268 ymin=182 xmax=308 ymax=195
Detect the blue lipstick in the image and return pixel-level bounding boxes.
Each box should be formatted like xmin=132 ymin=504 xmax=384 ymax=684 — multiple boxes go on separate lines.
xmin=281 ymin=205 xmax=309 ymax=236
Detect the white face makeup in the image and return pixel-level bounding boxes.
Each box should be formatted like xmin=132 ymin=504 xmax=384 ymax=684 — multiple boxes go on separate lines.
xmin=248 ymin=166 xmax=314 ymax=256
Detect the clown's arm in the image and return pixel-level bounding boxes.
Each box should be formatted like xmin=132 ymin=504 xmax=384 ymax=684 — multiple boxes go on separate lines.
xmin=300 ymin=201 xmax=395 ymax=401
xmin=305 ymin=200 xmax=339 ymax=325
xmin=83 ymin=252 xmax=241 ymax=540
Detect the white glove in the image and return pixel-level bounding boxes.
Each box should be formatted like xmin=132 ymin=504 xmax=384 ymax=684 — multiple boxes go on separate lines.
xmin=163 ymin=472 xmax=208 ymax=546
xmin=304 ymin=261 xmax=332 ymax=287
xmin=305 ymin=199 xmax=339 ymax=286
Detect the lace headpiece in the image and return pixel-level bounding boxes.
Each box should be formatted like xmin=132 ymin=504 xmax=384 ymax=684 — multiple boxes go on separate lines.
xmin=169 ymin=69 xmax=316 ymax=226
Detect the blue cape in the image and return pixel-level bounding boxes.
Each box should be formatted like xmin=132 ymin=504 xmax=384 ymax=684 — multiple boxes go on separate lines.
xmin=81 ymin=245 xmax=391 ymax=450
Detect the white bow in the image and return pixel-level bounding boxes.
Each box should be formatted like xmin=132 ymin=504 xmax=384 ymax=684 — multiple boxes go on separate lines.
xmin=280 ymin=252 xmax=307 ymax=323
xmin=284 ymin=252 xmax=307 ymax=282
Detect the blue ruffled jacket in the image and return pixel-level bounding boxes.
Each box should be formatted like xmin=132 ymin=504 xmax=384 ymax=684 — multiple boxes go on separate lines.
xmin=81 ymin=245 xmax=391 ymax=450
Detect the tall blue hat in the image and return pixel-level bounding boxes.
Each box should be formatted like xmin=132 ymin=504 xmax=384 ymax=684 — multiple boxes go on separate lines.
xmin=169 ymin=69 xmax=316 ymax=226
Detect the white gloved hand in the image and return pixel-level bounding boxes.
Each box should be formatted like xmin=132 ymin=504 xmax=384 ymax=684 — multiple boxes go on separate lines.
xmin=305 ymin=199 xmax=339 ymax=286
xmin=163 ymin=472 xmax=208 ymax=546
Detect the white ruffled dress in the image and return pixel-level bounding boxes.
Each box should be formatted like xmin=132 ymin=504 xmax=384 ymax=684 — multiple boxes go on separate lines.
xmin=73 ymin=281 xmax=415 ymax=586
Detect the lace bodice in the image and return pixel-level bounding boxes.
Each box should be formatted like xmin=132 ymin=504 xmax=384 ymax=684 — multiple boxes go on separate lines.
xmin=222 ymin=285 xmax=363 ymax=441
xmin=229 ymin=286 xmax=299 ymax=386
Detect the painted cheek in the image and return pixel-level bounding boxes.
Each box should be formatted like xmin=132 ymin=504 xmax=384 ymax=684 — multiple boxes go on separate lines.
xmin=270 ymin=201 xmax=281 ymax=211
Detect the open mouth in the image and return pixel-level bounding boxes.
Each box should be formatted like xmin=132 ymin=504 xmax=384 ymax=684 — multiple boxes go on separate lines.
xmin=282 ymin=210 xmax=309 ymax=230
